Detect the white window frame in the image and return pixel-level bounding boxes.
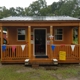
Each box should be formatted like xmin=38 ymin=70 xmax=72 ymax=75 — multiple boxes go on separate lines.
xmin=17 ymin=28 xmax=26 ymax=41
xmin=54 ymin=28 xmax=63 ymax=41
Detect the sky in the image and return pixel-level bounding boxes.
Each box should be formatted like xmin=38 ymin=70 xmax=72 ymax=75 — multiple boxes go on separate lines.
xmin=0 ymin=0 xmax=59 ymax=9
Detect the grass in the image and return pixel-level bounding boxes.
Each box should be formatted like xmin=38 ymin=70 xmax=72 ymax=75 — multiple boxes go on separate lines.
xmin=0 ymin=64 xmax=80 ymax=80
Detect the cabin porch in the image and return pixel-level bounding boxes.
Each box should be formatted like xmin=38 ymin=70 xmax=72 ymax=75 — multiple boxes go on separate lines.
xmin=1 ymin=44 xmax=80 ymax=64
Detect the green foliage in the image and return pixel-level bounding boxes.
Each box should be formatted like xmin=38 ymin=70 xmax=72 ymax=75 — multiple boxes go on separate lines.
xmin=25 ymin=0 xmax=47 ymax=16
xmin=73 ymin=37 xmax=78 ymax=44
xmin=0 ymin=0 xmax=80 ymax=18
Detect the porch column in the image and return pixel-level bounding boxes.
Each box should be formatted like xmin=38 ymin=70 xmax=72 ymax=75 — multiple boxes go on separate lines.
xmin=50 ymin=26 xmax=53 ymax=44
xmin=50 ymin=26 xmax=53 ymax=59
xmin=78 ymin=23 xmax=80 ymax=60
xmin=0 ymin=26 xmax=3 ymax=61
xmin=28 ymin=26 xmax=31 ymax=59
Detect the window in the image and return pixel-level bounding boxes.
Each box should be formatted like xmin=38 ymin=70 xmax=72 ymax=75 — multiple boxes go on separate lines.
xmin=54 ymin=28 xmax=63 ymax=40
xmin=17 ymin=29 xmax=26 ymax=41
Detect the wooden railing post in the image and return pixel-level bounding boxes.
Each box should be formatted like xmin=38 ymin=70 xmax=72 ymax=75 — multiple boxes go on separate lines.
xmin=50 ymin=26 xmax=53 ymax=59
xmin=28 ymin=26 xmax=31 ymax=59
xmin=78 ymin=23 xmax=80 ymax=60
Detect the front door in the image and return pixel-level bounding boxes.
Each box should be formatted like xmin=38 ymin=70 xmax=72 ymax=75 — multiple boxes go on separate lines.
xmin=34 ymin=29 xmax=46 ymax=56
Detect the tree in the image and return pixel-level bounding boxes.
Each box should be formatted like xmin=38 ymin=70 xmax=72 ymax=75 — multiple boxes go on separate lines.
xmin=54 ymin=0 xmax=77 ymax=16
xmin=9 ymin=7 xmax=17 ymax=16
xmin=15 ymin=7 xmax=25 ymax=16
xmin=1 ymin=6 xmax=10 ymax=17
xmin=0 ymin=7 xmax=3 ymax=18
xmin=51 ymin=0 xmax=64 ymax=15
xmin=27 ymin=0 xmax=47 ymax=16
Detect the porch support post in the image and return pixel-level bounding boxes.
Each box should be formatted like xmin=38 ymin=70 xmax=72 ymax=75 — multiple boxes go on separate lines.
xmin=7 ymin=28 xmax=9 ymax=44
xmin=50 ymin=26 xmax=53 ymax=44
xmin=50 ymin=26 xmax=53 ymax=59
xmin=1 ymin=26 xmax=3 ymax=61
xmin=78 ymin=23 xmax=80 ymax=60
xmin=28 ymin=26 xmax=31 ymax=59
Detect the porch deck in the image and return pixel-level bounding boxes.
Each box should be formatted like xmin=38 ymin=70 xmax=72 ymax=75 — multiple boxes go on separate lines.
xmin=1 ymin=44 xmax=80 ymax=64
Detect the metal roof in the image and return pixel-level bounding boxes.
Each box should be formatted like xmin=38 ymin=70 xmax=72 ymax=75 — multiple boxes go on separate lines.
xmin=0 ymin=16 xmax=80 ymax=21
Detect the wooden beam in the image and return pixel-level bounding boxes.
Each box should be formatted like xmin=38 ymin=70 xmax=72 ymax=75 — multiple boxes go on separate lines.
xmin=6 ymin=28 xmax=9 ymax=44
xmin=28 ymin=26 xmax=31 ymax=59
xmin=2 ymin=22 xmax=79 ymax=27
xmin=50 ymin=26 xmax=53 ymax=44
xmin=50 ymin=26 xmax=53 ymax=59
xmin=71 ymin=27 xmax=73 ymax=44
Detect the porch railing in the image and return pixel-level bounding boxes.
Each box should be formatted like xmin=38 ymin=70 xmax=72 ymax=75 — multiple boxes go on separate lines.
xmin=1 ymin=44 xmax=80 ymax=63
xmin=51 ymin=44 xmax=80 ymax=61
xmin=1 ymin=45 xmax=29 ymax=61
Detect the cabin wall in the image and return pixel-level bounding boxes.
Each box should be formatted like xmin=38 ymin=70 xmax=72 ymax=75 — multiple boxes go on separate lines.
xmin=53 ymin=27 xmax=73 ymax=44
xmin=8 ymin=27 xmax=28 ymax=45
xmin=64 ymin=27 xmax=73 ymax=44
xmin=6 ymin=26 xmax=73 ymax=45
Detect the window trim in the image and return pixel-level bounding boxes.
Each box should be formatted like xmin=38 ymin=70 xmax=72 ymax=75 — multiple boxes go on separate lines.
xmin=17 ymin=28 xmax=26 ymax=41
xmin=54 ymin=28 xmax=63 ymax=41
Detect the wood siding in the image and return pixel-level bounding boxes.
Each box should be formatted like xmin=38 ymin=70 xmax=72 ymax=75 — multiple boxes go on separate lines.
xmin=8 ymin=27 xmax=28 ymax=45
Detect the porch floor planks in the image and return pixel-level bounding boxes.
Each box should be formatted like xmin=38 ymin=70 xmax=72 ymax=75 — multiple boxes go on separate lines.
xmin=1 ymin=58 xmax=80 ymax=64
xmin=30 ymin=58 xmax=53 ymax=65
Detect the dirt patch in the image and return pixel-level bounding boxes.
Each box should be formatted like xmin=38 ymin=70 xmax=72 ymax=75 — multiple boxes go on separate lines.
xmin=16 ymin=68 xmax=35 ymax=73
xmin=0 ymin=63 xmax=7 ymax=68
xmin=65 ymin=78 xmax=78 ymax=80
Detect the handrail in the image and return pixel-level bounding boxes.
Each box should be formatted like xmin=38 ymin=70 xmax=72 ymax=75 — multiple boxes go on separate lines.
xmin=1 ymin=44 xmax=28 ymax=46
xmin=1 ymin=43 xmax=80 ymax=46
xmin=50 ymin=44 xmax=79 ymax=46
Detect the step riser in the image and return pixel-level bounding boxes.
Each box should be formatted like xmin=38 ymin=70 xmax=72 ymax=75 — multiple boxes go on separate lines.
xmin=25 ymin=59 xmax=58 ymax=65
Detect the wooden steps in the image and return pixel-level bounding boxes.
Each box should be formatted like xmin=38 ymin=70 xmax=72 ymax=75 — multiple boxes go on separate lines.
xmin=30 ymin=59 xmax=53 ymax=65
xmin=32 ymin=64 xmax=39 ymax=68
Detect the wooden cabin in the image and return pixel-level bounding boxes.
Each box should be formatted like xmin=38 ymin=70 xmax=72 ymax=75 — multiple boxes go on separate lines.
xmin=0 ymin=16 xmax=80 ymax=65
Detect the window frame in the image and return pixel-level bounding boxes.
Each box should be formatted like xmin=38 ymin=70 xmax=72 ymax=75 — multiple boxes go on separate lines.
xmin=17 ymin=28 xmax=26 ymax=41
xmin=54 ymin=28 xmax=63 ymax=41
